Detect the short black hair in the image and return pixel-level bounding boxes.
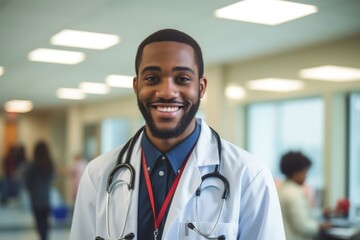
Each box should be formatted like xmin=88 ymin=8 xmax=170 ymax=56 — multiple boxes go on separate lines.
xmin=280 ymin=151 xmax=312 ymax=177
xmin=135 ymin=29 xmax=204 ymax=79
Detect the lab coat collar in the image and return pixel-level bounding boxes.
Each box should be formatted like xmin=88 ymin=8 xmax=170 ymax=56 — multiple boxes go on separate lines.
xmin=194 ymin=119 xmax=220 ymax=167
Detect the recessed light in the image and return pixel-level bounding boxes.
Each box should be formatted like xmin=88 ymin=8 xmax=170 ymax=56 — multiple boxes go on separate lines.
xmin=225 ymin=85 xmax=246 ymax=100
xmin=79 ymin=82 xmax=109 ymax=94
xmin=247 ymin=78 xmax=304 ymax=92
xmin=105 ymin=75 xmax=133 ymax=88
xmin=4 ymin=100 xmax=33 ymax=113
xmin=299 ymin=65 xmax=360 ymax=81
xmin=0 ymin=66 xmax=4 ymax=76
xmin=28 ymin=48 xmax=85 ymax=65
xmin=51 ymin=29 xmax=120 ymax=50
xmin=57 ymin=88 xmax=85 ymax=100
xmin=214 ymin=0 xmax=317 ymax=25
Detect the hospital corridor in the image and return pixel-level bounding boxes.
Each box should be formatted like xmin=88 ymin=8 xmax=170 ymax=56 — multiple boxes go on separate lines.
xmin=1 ymin=0 xmax=360 ymax=239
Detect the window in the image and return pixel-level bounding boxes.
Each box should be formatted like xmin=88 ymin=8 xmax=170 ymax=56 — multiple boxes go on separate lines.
xmin=247 ymin=97 xmax=324 ymax=189
xmin=348 ymin=92 xmax=360 ymax=220
xmin=101 ymin=118 xmax=131 ymax=154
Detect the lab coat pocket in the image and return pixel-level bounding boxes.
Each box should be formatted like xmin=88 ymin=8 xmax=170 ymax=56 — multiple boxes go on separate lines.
xmin=179 ymin=221 xmax=237 ymax=240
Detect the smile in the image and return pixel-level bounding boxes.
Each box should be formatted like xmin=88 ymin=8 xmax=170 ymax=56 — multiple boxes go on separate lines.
xmin=156 ymin=106 xmax=180 ymax=112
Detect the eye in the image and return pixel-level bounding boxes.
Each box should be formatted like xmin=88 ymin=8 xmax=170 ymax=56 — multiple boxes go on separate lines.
xmin=176 ymin=76 xmax=191 ymax=84
xmin=144 ymin=75 xmax=159 ymax=84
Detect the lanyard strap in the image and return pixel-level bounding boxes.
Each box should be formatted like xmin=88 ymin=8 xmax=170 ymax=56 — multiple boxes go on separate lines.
xmin=141 ymin=149 xmax=190 ymax=232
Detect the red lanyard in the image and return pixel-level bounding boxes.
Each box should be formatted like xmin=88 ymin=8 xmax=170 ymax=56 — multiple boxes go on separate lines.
xmin=141 ymin=149 xmax=190 ymax=239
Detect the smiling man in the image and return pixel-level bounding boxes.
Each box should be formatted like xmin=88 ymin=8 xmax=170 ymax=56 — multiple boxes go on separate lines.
xmin=70 ymin=29 xmax=286 ymax=240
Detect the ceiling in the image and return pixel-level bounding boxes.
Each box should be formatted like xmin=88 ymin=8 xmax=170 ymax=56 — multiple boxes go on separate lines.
xmin=0 ymin=0 xmax=360 ymax=112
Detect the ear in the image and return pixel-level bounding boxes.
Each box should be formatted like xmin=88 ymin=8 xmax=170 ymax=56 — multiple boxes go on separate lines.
xmin=133 ymin=77 xmax=138 ymax=95
xmin=199 ymin=76 xmax=207 ymax=99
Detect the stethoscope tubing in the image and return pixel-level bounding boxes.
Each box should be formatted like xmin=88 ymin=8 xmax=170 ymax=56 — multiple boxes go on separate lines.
xmin=195 ymin=185 xmax=226 ymax=236
xmin=106 ymin=180 xmax=133 ymax=240
xmin=103 ymin=127 xmax=144 ymax=240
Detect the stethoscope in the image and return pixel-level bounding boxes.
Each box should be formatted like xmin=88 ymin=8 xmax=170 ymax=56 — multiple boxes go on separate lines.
xmin=96 ymin=126 xmax=230 ymax=240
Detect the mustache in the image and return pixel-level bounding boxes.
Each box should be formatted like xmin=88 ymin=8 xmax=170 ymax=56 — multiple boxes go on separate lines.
xmin=149 ymin=99 xmax=186 ymax=105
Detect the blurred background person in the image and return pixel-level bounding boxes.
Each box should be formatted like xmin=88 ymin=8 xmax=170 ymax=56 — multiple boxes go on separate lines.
xmin=69 ymin=153 xmax=87 ymax=202
xmin=1 ymin=146 xmax=16 ymax=205
xmin=277 ymin=151 xmax=330 ymax=240
xmin=14 ymin=144 xmax=27 ymax=205
xmin=24 ymin=141 xmax=55 ymax=240
xmin=1 ymin=144 xmax=26 ymax=205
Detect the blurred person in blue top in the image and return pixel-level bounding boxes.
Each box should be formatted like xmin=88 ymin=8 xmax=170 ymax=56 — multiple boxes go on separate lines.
xmin=277 ymin=151 xmax=330 ymax=240
xmin=24 ymin=141 xmax=55 ymax=240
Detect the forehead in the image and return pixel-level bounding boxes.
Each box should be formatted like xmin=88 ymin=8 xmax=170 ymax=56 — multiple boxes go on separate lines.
xmin=139 ymin=41 xmax=197 ymax=72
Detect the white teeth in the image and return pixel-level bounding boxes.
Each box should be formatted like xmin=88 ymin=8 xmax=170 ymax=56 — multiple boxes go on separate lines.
xmin=157 ymin=106 xmax=179 ymax=112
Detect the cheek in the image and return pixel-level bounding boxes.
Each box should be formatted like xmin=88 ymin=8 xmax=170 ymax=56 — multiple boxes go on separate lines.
xmin=136 ymin=87 xmax=152 ymax=100
xmin=190 ymin=88 xmax=201 ymax=101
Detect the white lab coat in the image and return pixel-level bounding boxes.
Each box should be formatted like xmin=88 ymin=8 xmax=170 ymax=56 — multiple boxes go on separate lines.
xmin=70 ymin=120 xmax=285 ymax=240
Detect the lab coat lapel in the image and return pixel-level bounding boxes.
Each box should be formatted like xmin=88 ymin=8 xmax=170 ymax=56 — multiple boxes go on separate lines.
xmin=162 ymin=151 xmax=202 ymax=237
xmin=162 ymin=120 xmax=220 ymax=238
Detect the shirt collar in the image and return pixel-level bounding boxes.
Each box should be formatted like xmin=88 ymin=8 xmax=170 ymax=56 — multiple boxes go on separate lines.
xmin=141 ymin=121 xmax=201 ymax=174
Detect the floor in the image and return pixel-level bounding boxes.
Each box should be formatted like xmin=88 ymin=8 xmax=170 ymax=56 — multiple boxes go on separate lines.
xmin=0 ymin=199 xmax=71 ymax=240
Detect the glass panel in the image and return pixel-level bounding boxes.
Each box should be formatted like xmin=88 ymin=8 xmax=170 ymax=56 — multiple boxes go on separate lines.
xmin=101 ymin=118 xmax=131 ymax=154
xmin=348 ymin=92 xmax=360 ymax=223
xmin=247 ymin=97 xmax=324 ymax=189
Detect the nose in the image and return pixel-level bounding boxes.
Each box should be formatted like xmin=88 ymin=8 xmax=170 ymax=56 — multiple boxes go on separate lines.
xmin=156 ymin=78 xmax=178 ymax=99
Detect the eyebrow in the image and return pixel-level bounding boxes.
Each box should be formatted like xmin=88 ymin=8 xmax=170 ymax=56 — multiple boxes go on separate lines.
xmin=140 ymin=66 xmax=195 ymax=75
xmin=141 ymin=66 xmax=161 ymax=75
xmin=173 ymin=66 xmax=195 ymax=75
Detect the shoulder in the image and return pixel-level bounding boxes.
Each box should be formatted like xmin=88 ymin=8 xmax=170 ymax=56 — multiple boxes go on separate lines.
xmin=198 ymin=119 xmax=268 ymax=183
xmin=82 ymin=145 xmax=124 ymax=188
xmin=221 ymin=139 xmax=267 ymax=179
xmin=87 ymin=146 xmax=122 ymax=172
xmin=278 ymin=180 xmax=303 ymax=200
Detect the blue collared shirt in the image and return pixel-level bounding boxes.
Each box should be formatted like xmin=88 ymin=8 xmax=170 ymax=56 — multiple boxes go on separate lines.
xmin=137 ymin=122 xmax=200 ymax=239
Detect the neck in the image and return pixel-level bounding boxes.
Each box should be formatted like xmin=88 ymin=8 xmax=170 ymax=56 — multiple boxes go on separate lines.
xmin=145 ymin=120 xmax=196 ymax=152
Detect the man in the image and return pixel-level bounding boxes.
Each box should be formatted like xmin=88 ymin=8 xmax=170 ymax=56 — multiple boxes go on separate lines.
xmin=70 ymin=29 xmax=285 ymax=240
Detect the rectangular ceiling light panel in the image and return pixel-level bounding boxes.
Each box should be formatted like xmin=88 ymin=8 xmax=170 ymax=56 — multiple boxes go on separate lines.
xmin=299 ymin=65 xmax=360 ymax=81
xmin=0 ymin=66 xmax=4 ymax=76
xmin=4 ymin=100 xmax=33 ymax=113
xmin=106 ymin=75 xmax=134 ymax=88
xmin=247 ymin=78 xmax=304 ymax=92
xmin=79 ymin=82 xmax=109 ymax=94
xmin=57 ymin=88 xmax=85 ymax=100
xmin=214 ymin=0 xmax=318 ymax=25
xmin=28 ymin=48 xmax=85 ymax=65
xmin=51 ymin=30 xmax=120 ymax=50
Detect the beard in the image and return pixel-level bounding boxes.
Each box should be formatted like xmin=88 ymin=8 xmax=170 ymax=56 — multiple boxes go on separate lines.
xmin=137 ymin=94 xmax=200 ymax=139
